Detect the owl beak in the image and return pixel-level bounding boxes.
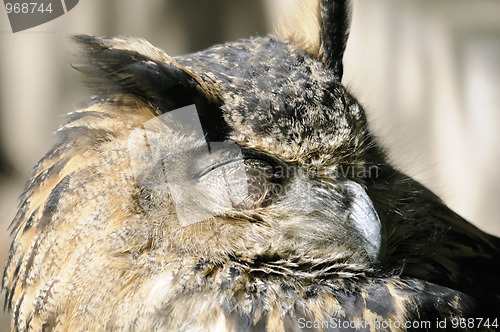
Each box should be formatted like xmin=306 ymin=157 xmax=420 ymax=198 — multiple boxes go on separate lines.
xmin=343 ymin=181 xmax=386 ymax=263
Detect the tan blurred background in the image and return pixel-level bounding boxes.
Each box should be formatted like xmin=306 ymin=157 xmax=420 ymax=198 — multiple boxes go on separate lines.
xmin=0 ymin=0 xmax=499 ymax=329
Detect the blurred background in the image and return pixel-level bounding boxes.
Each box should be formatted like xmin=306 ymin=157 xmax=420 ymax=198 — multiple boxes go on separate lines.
xmin=0 ymin=0 xmax=499 ymax=328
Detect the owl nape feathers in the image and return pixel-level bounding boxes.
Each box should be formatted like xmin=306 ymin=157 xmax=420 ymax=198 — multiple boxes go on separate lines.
xmin=3 ymin=0 xmax=500 ymax=331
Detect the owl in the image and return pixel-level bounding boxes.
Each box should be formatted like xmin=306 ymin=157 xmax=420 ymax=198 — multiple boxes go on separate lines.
xmin=3 ymin=0 xmax=500 ymax=331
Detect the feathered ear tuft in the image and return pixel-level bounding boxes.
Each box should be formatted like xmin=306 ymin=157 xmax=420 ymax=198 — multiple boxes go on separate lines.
xmin=71 ymin=35 xmax=227 ymax=141
xmin=72 ymin=35 xmax=220 ymax=114
xmin=277 ymin=0 xmax=350 ymax=80
xmin=276 ymin=0 xmax=322 ymax=62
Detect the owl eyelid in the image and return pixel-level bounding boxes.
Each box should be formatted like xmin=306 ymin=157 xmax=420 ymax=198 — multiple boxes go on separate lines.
xmin=196 ymin=148 xmax=289 ymax=183
xmin=197 ymin=158 xmax=244 ymax=179
xmin=241 ymin=149 xmax=288 ymax=170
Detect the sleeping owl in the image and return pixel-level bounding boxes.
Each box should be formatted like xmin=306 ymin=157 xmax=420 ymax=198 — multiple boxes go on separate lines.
xmin=3 ymin=0 xmax=500 ymax=331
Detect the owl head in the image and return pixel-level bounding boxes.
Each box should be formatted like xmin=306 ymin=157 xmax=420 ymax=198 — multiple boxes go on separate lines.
xmin=3 ymin=0 xmax=400 ymax=330
xmin=70 ymin=0 xmax=383 ymax=263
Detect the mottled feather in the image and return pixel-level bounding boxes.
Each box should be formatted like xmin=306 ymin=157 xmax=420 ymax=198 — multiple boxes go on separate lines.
xmin=3 ymin=0 xmax=500 ymax=331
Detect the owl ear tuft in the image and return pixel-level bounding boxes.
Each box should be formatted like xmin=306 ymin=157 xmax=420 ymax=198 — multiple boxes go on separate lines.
xmin=72 ymin=35 xmax=220 ymax=114
xmin=278 ymin=0 xmax=350 ymax=80
xmin=72 ymin=35 xmax=227 ymax=142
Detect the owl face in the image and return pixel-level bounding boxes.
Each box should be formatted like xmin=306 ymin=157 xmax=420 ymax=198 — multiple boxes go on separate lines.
xmin=105 ymin=35 xmax=385 ymax=268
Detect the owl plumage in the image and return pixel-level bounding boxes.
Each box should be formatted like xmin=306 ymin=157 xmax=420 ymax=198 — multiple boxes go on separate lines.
xmin=3 ymin=0 xmax=500 ymax=331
